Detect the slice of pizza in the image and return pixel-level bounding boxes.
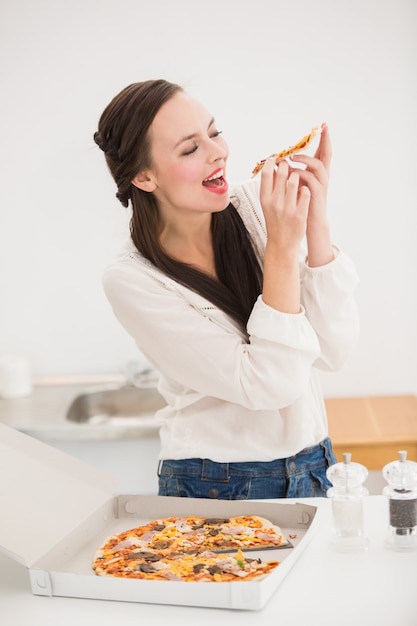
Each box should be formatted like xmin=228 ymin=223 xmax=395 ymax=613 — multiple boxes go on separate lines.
xmin=251 ymin=126 xmax=322 ymax=177
xmin=93 ymin=547 xmax=280 ymax=582
xmin=186 ymin=515 xmax=290 ymax=552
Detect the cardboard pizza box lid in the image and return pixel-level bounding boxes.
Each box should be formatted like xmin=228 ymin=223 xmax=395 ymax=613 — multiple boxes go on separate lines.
xmin=0 ymin=422 xmax=118 ymax=568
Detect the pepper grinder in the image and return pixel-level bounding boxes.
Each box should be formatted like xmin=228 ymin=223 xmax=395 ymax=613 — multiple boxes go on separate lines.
xmin=326 ymin=453 xmax=370 ymax=552
xmin=382 ymin=450 xmax=417 ymax=551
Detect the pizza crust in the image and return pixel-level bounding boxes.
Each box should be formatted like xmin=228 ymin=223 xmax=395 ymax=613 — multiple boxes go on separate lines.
xmin=251 ymin=126 xmax=322 ymax=177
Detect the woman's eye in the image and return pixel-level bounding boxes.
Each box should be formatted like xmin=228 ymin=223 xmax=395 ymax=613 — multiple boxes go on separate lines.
xmin=182 ymin=144 xmax=198 ymax=156
xmin=181 ymin=131 xmax=223 ymax=156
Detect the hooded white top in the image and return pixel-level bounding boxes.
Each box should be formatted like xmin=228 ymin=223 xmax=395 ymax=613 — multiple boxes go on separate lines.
xmin=102 ymin=177 xmax=360 ymax=462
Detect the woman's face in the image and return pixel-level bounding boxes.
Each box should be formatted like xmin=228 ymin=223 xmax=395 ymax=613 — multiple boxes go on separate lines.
xmin=138 ymin=91 xmax=230 ymax=220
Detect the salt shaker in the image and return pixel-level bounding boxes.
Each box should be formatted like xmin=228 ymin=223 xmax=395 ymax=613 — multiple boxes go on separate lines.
xmin=382 ymin=450 xmax=417 ymax=551
xmin=326 ymin=453 xmax=369 ymax=552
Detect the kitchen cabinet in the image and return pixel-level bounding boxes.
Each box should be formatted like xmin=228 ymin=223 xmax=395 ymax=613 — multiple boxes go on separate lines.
xmin=326 ymin=395 xmax=417 ymax=469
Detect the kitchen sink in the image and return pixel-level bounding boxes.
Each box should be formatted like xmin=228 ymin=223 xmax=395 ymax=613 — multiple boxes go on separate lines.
xmin=65 ymin=386 xmax=166 ymax=427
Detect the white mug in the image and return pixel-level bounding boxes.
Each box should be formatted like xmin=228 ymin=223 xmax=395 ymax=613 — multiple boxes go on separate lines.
xmin=0 ymin=355 xmax=33 ymax=398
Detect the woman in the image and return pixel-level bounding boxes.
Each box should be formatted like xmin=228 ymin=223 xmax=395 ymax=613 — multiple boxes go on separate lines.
xmin=94 ymin=79 xmax=359 ymax=499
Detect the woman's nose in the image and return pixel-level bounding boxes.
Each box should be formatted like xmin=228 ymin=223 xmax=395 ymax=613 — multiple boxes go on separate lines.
xmin=209 ymin=139 xmax=228 ymax=162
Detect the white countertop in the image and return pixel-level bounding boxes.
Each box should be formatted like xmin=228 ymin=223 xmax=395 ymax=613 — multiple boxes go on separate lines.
xmin=1 ymin=496 xmax=416 ymax=626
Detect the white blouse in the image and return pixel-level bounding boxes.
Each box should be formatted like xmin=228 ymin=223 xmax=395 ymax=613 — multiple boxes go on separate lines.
xmin=102 ymin=178 xmax=360 ymax=462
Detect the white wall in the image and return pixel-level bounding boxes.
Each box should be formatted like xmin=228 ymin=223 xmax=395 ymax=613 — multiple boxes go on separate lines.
xmin=1 ymin=0 xmax=416 ymax=397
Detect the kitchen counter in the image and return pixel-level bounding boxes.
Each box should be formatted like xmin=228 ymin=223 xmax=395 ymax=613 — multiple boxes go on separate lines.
xmin=0 ymin=376 xmax=161 ymax=442
xmin=1 ymin=496 xmax=416 ymax=626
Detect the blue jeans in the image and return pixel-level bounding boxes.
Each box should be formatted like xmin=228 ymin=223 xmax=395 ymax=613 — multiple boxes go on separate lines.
xmin=158 ymin=438 xmax=337 ymax=500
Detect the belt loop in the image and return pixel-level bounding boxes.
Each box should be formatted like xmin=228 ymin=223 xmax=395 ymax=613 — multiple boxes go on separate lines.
xmin=201 ymin=459 xmax=230 ymax=482
xmin=201 ymin=458 xmax=209 ymax=479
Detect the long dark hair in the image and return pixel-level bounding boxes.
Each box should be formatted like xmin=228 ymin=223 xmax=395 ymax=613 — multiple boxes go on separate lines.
xmin=94 ymin=79 xmax=262 ymax=330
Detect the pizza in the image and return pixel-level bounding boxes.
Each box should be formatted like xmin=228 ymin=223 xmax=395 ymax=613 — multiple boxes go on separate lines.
xmin=92 ymin=514 xmax=288 ymax=582
xmin=251 ymin=126 xmax=322 ymax=177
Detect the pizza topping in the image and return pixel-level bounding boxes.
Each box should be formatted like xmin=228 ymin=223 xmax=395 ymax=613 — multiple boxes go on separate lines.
xmin=255 ymin=531 xmax=281 ymax=542
xmin=173 ymin=519 xmax=193 ymax=532
xmin=152 ymin=540 xmax=171 ymax=550
xmin=138 ymin=530 xmax=158 ymax=542
xmin=203 ymin=518 xmax=230 ymax=525
xmin=137 ymin=563 xmax=157 ymax=573
xmin=222 ymin=525 xmax=255 ymax=536
xmin=128 ymin=551 xmax=162 ymax=561
xmin=112 ymin=537 xmax=141 ymax=551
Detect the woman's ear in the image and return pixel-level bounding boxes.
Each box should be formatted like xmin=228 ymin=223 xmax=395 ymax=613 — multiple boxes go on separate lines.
xmin=131 ymin=171 xmax=157 ymax=193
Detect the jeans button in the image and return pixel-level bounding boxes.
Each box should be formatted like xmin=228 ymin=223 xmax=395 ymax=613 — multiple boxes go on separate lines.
xmin=289 ymin=462 xmax=297 ymax=472
xmin=208 ymin=488 xmax=219 ymax=498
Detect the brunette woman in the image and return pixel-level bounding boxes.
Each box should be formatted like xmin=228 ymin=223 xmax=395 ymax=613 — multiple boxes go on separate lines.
xmin=94 ymin=79 xmax=359 ymax=499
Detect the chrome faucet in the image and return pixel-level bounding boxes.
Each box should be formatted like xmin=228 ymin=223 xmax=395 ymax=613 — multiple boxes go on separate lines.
xmin=124 ymin=361 xmax=159 ymax=388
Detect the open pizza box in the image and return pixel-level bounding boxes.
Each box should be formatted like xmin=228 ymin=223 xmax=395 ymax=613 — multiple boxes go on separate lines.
xmin=0 ymin=422 xmax=322 ymax=611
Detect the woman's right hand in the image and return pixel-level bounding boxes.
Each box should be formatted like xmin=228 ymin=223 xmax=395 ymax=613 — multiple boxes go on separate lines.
xmin=259 ymin=157 xmax=310 ymax=254
xmin=259 ymin=158 xmax=311 ymax=314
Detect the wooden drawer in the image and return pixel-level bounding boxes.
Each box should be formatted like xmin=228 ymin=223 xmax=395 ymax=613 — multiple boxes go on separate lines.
xmin=325 ymin=395 xmax=417 ymax=470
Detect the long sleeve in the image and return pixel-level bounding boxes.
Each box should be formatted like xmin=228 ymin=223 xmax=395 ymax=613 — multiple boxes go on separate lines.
xmin=301 ymin=248 xmax=360 ymax=371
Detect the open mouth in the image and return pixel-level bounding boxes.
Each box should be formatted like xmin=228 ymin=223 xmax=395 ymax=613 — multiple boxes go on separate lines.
xmin=202 ymin=168 xmax=226 ymax=189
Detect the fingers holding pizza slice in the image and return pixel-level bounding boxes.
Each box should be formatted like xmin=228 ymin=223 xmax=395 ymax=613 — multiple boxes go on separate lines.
xmin=251 ymin=126 xmax=322 ymax=177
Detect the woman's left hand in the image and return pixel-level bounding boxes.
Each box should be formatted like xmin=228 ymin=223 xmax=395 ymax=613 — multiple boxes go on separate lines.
xmin=288 ymin=122 xmax=331 ymax=225
xmin=289 ymin=123 xmax=334 ymax=266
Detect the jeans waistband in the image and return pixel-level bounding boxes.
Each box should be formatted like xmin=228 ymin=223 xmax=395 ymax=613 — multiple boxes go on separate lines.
xmin=158 ymin=438 xmax=335 ymax=479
